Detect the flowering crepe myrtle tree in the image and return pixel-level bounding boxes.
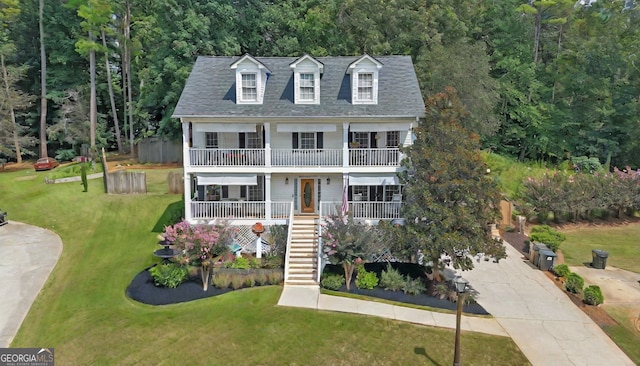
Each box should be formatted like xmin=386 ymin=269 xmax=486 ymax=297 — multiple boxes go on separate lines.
xmin=321 ymin=215 xmax=380 ymax=290
xmin=163 ymin=220 xmax=236 ymax=291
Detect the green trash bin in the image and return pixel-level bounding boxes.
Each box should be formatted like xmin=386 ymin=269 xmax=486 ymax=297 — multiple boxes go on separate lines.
xmin=592 ymin=250 xmax=608 ymax=269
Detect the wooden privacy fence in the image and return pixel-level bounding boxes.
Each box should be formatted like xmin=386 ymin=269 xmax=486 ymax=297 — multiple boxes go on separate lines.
xmin=168 ymin=171 xmax=184 ymax=194
xmin=137 ymin=138 xmax=182 ymax=163
xmin=106 ymin=170 xmax=147 ymax=194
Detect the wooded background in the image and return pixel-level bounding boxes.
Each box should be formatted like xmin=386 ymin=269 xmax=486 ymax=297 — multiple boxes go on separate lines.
xmin=1 ymin=0 xmax=639 ymax=168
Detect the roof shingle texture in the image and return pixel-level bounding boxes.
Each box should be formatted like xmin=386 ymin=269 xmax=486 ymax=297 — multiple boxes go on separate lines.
xmin=173 ymin=55 xmax=425 ymax=118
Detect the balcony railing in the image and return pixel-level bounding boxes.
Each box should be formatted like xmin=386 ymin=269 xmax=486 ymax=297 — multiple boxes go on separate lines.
xmin=189 ymin=148 xmax=265 ymax=167
xmin=189 ymin=148 xmax=400 ymax=167
xmin=349 ymin=148 xmax=400 ymax=166
xmin=271 ymin=149 xmax=342 ymax=166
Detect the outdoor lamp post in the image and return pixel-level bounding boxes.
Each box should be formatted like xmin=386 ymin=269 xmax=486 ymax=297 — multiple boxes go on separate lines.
xmin=453 ymin=276 xmax=468 ymax=366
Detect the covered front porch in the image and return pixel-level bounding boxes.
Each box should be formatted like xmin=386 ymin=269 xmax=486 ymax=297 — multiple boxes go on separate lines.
xmin=185 ymin=173 xmax=404 ymax=224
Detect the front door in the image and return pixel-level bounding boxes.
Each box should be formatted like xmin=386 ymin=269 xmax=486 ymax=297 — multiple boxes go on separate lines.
xmin=300 ymin=179 xmax=315 ymax=214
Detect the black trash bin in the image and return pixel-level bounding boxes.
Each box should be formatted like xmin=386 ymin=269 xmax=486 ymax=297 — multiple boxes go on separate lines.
xmin=531 ymin=242 xmax=549 ymax=265
xmin=538 ymin=249 xmax=557 ymax=271
xmin=592 ymin=249 xmax=609 ymax=269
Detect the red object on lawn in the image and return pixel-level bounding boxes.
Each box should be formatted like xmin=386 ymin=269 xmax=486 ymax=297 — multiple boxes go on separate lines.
xmin=34 ymin=157 xmax=60 ymax=171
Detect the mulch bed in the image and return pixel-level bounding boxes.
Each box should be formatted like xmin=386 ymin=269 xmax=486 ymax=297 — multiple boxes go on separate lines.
xmin=324 ymin=263 xmax=490 ymax=315
xmin=127 ymin=263 xmax=489 ymax=315
xmin=126 ymin=269 xmax=235 ymax=305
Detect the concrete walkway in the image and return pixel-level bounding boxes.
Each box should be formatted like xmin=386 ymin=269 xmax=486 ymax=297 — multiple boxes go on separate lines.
xmin=278 ymin=242 xmax=635 ymax=365
xmin=0 ymin=221 xmax=62 ymax=347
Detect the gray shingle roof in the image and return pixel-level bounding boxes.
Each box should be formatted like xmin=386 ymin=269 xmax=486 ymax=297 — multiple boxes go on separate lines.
xmin=172 ymin=55 xmax=425 ymax=119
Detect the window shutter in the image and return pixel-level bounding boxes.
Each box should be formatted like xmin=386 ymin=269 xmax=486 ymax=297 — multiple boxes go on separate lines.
xmin=197 ymin=185 xmax=205 ymax=201
xmin=370 ymin=132 xmax=377 ymax=148
xmin=317 ymin=132 xmax=323 ymax=149
xmin=239 ymin=133 xmax=246 ymax=148
xmin=292 ymin=133 xmax=299 ymax=149
xmin=240 ymin=186 xmax=246 ymax=199
xmin=222 ymin=186 xmax=228 ymax=198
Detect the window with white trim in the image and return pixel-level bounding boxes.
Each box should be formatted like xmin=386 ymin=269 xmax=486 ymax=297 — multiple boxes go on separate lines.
xmin=247 ymin=176 xmax=264 ymax=201
xmin=205 ymin=132 xmax=219 ymax=148
xmin=300 ymin=132 xmax=316 ymax=149
xmin=299 ymin=73 xmax=315 ymax=101
xmin=353 ymin=132 xmax=370 ymax=148
xmin=241 ymin=73 xmax=257 ymax=101
xmin=246 ymin=132 xmax=262 ymax=148
xmin=386 ymin=131 xmax=400 ymax=147
xmin=357 ymin=73 xmax=373 ymax=101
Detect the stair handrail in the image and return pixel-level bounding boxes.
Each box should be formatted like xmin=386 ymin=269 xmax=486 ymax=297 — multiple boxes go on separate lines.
xmin=283 ymin=201 xmax=295 ymax=283
xmin=317 ymin=203 xmax=323 ymax=283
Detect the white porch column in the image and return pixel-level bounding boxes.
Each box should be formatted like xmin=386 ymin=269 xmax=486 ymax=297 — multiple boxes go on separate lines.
xmin=182 ymin=122 xmax=190 ymax=168
xmin=265 ymin=173 xmax=272 ymax=222
xmin=182 ymin=122 xmax=193 ymax=222
xmin=343 ymin=122 xmax=349 ymax=167
xmin=184 ymin=173 xmax=192 ymax=222
xmin=264 ymin=122 xmax=271 ymax=167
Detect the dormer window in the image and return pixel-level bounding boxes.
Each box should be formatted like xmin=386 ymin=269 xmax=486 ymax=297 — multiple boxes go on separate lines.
xmin=348 ymin=54 xmax=383 ymax=105
xmin=241 ymin=73 xmax=257 ymax=101
xmin=299 ymin=73 xmax=315 ymax=101
xmin=357 ymin=73 xmax=373 ymax=101
xmin=230 ymin=54 xmax=270 ymax=104
xmin=290 ymin=55 xmax=323 ymax=105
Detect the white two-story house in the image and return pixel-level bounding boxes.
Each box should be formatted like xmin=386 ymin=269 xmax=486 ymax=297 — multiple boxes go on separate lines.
xmin=172 ymin=54 xmax=425 ymax=227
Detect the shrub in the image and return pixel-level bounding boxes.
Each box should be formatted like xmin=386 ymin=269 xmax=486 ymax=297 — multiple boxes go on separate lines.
xmin=564 ymin=272 xmax=584 ymax=293
xmin=55 ymin=148 xmax=76 ymax=162
xmin=244 ymin=274 xmax=256 ymax=287
xmin=530 ymin=225 xmax=566 ymax=252
xmin=380 ymin=264 xmax=406 ymax=291
xmin=267 ymin=271 xmax=283 ymax=285
xmin=355 ymin=267 xmax=379 ymax=290
xmin=321 ymin=274 xmax=345 ymax=290
xmin=255 ymin=272 xmax=269 ymax=286
xmin=553 ymin=264 xmax=571 ymax=278
xmin=433 ymin=282 xmax=450 ymax=299
xmin=149 ymin=263 xmax=188 ymax=288
xmin=262 ymin=255 xmax=283 ymax=269
xmin=248 ymin=257 xmax=261 ymax=269
xmin=212 ymin=273 xmax=232 ymax=289
xmin=230 ymin=257 xmax=249 ymax=269
xmin=231 ymin=274 xmax=245 ymax=289
xmin=583 ymin=285 xmax=604 ymax=305
xmin=402 ymin=277 xmax=426 ymax=295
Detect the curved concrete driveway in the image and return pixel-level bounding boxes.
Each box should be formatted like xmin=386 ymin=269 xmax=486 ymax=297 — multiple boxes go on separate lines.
xmin=463 ymin=243 xmax=634 ymax=366
xmin=0 ymin=222 xmax=62 ymax=347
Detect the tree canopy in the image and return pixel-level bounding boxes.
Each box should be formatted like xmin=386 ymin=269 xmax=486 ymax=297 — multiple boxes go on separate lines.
xmin=0 ymin=0 xmax=639 ymax=169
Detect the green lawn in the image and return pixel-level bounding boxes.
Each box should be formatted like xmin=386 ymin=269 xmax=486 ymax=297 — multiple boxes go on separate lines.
xmin=0 ymin=167 xmax=529 ymax=365
xmin=559 ymin=223 xmax=640 ymax=273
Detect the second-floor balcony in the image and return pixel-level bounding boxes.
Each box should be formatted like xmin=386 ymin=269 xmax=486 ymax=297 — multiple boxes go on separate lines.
xmin=189 ymin=147 xmax=401 ymax=168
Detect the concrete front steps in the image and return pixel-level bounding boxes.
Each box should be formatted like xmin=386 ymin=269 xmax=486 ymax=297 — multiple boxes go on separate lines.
xmin=285 ymin=216 xmax=319 ymax=286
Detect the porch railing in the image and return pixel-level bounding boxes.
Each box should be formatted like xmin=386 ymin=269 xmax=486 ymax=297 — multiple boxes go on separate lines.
xmin=191 ymin=201 xmax=293 ymax=220
xmin=271 ymin=149 xmax=342 ymax=166
xmin=349 ymin=148 xmax=400 ymax=166
xmin=320 ymin=201 xmax=403 ymax=220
